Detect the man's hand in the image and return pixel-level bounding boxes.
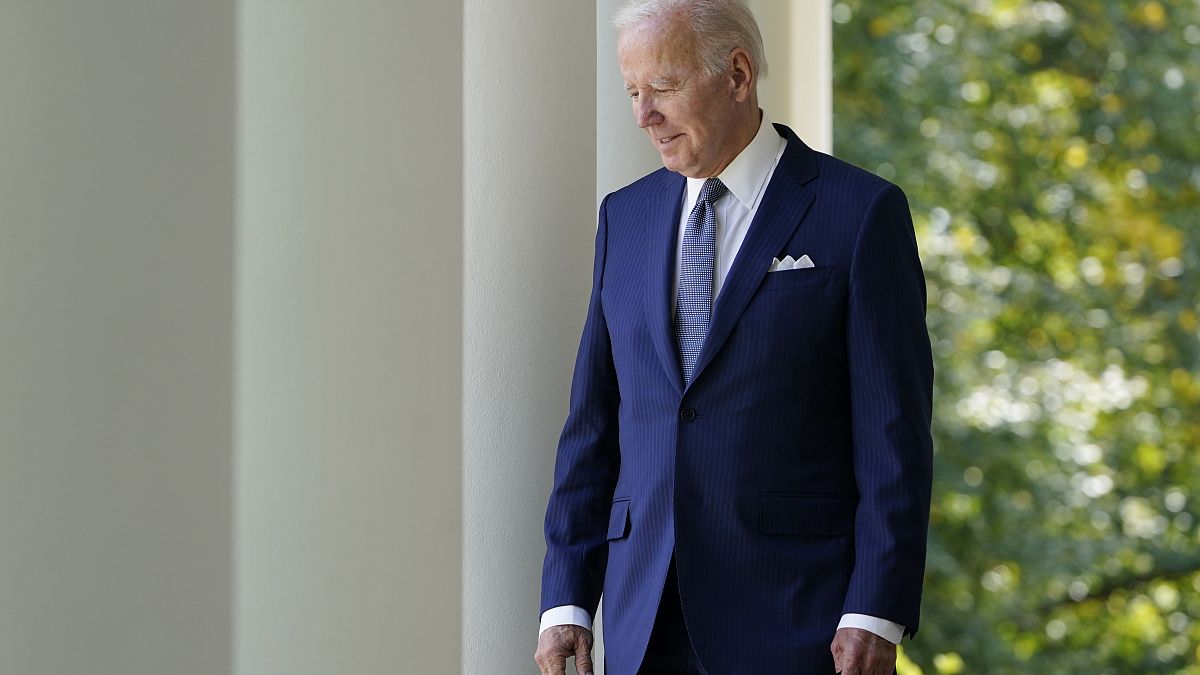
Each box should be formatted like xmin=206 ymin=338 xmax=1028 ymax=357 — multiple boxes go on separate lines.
xmin=831 ymin=626 xmax=896 ymax=675
xmin=534 ymin=624 xmax=594 ymax=675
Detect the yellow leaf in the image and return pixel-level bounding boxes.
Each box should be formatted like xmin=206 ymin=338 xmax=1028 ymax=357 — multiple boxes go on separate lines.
xmin=897 ymin=645 xmax=925 ymax=675
xmin=1019 ymin=42 xmax=1042 ymax=64
xmin=934 ymin=652 xmax=965 ymax=674
xmin=1171 ymin=368 xmax=1192 ymax=390
xmin=1178 ymin=310 xmax=1197 ymax=332
xmin=1139 ymin=1 xmax=1167 ymax=30
xmin=1134 ymin=443 xmax=1166 ymax=476
xmin=1065 ymin=144 xmax=1089 ymax=168
xmin=1151 ymin=227 xmax=1183 ymax=259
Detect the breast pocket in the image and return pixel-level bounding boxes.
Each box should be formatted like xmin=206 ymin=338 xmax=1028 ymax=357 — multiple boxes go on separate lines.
xmin=760 ymin=265 xmax=834 ymax=292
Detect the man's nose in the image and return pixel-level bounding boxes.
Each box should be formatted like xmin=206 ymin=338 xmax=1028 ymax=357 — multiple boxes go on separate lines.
xmin=634 ymin=98 xmax=663 ymax=129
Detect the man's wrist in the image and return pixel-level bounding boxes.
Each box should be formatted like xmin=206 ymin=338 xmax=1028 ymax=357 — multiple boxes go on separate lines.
xmin=539 ymin=605 xmax=593 ymax=634
xmin=838 ymin=613 xmax=905 ymax=644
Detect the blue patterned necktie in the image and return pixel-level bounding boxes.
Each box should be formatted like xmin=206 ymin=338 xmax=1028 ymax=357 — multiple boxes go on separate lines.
xmin=675 ymin=177 xmax=728 ymax=386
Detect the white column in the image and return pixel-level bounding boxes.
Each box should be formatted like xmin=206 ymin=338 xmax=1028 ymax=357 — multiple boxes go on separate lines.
xmin=461 ymin=1 xmax=599 ymax=672
xmin=744 ymin=0 xmax=791 ymax=120
xmin=0 ymin=2 xmax=234 ymax=673
xmin=236 ymin=3 xmax=463 ymax=673
xmin=736 ymin=0 xmax=833 ymax=152
xmin=784 ymin=0 xmax=833 ymax=152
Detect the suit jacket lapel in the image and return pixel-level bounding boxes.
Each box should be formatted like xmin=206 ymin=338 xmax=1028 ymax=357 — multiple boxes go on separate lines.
xmin=643 ymin=170 xmax=687 ymax=395
xmin=688 ymin=125 xmax=820 ymax=388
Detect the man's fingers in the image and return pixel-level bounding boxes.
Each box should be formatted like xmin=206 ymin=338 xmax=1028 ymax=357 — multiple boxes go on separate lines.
xmin=574 ymin=644 xmax=594 ymax=675
xmin=830 ymin=634 xmax=845 ymax=672
xmin=831 ymin=627 xmax=895 ymax=675
xmin=533 ymin=639 xmax=566 ymax=675
xmin=836 ymin=656 xmax=861 ymax=675
xmin=831 ymin=632 xmax=864 ymax=674
xmin=535 ymin=626 xmax=593 ymax=675
xmin=534 ymin=652 xmax=565 ymax=675
xmin=572 ymin=628 xmax=594 ymax=675
xmin=545 ymin=653 xmax=567 ymax=675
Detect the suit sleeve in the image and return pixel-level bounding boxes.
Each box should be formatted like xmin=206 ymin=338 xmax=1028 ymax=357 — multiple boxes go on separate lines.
xmin=539 ymin=195 xmax=622 ymax=618
xmin=842 ymin=183 xmax=934 ymax=638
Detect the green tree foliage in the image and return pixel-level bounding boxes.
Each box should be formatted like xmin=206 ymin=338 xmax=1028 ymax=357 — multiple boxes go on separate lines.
xmin=833 ymin=1 xmax=1200 ymax=672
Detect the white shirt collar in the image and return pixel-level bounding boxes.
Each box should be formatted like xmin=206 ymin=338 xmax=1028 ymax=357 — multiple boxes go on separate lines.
xmin=685 ymin=111 xmax=786 ymax=212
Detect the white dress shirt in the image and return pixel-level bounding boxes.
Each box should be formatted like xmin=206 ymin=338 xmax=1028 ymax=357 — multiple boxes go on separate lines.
xmin=540 ymin=112 xmax=905 ymax=646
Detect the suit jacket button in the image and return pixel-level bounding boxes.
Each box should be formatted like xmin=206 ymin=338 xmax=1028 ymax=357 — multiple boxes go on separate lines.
xmin=679 ymin=407 xmax=696 ymax=422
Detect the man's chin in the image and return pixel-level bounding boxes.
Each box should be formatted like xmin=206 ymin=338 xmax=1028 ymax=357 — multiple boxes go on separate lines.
xmin=658 ymin=154 xmax=687 ymax=174
xmin=652 ymin=144 xmax=679 ymax=169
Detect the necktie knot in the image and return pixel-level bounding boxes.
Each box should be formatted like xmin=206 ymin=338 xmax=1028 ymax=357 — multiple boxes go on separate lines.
xmin=699 ymin=177 xmax=728 ymax=206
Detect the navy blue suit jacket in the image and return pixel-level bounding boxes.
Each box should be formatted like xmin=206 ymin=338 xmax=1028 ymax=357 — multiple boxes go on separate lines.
xmin=541 ymin=124 xmax=933 ymax=674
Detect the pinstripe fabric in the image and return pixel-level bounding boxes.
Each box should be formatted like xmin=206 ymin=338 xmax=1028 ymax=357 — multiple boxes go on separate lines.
xmin=541 ymin=124 xmax=933 ymax=675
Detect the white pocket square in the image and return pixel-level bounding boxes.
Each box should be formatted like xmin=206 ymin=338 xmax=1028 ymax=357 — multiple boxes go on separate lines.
xmin=768 ymin=254 xmax=815 ymax=272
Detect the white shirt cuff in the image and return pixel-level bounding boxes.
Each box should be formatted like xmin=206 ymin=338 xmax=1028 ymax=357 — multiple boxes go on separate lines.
xmin=838 ymin=613 xmax=904 ymax=644
xmin=539 ymin=605 xmax=593 ymax=634
xmin=540 ymin=607 xmax=900 ymax=642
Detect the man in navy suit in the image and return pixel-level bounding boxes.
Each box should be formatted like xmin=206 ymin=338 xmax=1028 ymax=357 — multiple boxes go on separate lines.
xmin=534 ymin=1 xmax=933 ymax=673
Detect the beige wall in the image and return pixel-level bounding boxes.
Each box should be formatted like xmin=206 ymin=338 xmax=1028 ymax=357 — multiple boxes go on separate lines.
xmin=0 ymin=1 xmax=235 ymax=673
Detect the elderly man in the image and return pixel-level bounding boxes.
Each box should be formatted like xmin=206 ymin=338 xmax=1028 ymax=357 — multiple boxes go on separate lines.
xmin=535 ymin=1 xmax=933 ymax=673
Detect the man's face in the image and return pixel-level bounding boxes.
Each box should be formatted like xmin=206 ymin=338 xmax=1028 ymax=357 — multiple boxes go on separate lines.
xmin=617 ymin=15 xmax=742 ymax=178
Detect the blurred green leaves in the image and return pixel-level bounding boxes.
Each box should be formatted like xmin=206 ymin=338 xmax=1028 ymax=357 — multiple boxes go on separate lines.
xmin=833 ymin=0 xmax=1200 ymax=672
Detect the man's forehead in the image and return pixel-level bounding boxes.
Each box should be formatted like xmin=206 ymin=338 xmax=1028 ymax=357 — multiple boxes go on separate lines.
xmin=618 ymin=15 xmax=698 ymax=65
xmin=618 ymin=32 xmax=699 ymax=85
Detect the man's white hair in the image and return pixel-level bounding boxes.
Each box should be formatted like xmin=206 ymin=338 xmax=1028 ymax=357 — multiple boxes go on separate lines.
xmin=613 ymin=0 xmax=768 ymax=79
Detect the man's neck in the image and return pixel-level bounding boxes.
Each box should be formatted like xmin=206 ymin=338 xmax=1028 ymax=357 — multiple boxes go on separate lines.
xmin=702 ymin=106 xmax=763 ymax=178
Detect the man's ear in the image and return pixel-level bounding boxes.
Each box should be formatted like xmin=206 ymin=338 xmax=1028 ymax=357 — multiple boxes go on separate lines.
xmin=728 ymin=48 xmax=755 ymax=102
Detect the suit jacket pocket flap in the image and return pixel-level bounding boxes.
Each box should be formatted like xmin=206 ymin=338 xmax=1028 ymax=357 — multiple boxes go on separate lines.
xmin=606 ymin=499 xmax=630 ymax=540
xmin=758 ymin=493 xmax=856 ymax=536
